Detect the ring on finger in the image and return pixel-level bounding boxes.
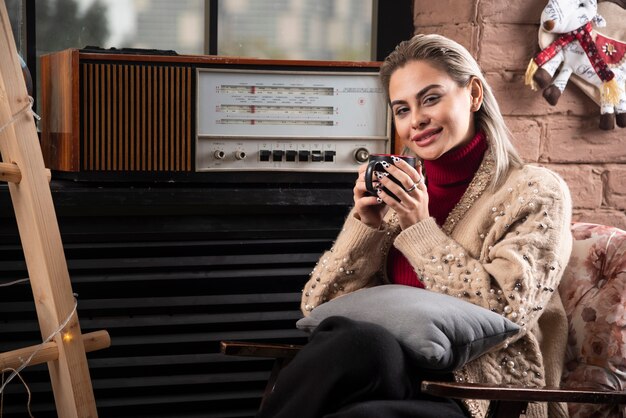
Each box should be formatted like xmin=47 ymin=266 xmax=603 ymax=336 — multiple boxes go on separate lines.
xmin=406 ymin=177 xmax=423 ymax=193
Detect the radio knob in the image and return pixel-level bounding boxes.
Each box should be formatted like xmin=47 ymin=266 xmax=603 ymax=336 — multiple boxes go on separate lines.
xmin=235 ymin=150 xmax=246 ymax=160
xmin=214 ymin=150 xmax=226 ymax=160
xmin=354 ymin=147 xmax=369 ymax=163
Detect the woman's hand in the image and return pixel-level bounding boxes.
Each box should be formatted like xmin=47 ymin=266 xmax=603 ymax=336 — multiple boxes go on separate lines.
xmin=377 ymin=158 xmax=429 ymax=230
xmin=353 ymin=163 xmax=390 ymax=229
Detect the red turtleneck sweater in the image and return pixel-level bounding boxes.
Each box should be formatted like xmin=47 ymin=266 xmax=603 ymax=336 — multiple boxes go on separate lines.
xmin=388 ymin=131 xmax=487 ymax=287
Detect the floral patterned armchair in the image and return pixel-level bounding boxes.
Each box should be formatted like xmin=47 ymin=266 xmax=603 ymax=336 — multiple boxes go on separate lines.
xmin=423 ymin=222 xmax=626 ymax=417
xmin=558 ymin=222 xmax=626 ymax=418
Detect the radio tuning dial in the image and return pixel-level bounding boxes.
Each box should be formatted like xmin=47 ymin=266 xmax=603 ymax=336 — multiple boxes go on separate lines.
xmin=354 ymin=147 xmax=370 ymax=163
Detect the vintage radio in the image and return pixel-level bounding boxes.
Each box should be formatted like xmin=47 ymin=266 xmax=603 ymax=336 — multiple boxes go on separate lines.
xmin=40 ymin=49 xmax=391 ymax=181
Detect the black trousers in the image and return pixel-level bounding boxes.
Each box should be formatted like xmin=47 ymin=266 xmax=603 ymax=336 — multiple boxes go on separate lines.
xmin=257 ymin=316 xmax=469 ymax=418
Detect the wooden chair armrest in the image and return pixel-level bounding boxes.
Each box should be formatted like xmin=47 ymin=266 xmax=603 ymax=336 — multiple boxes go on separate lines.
xmin=421 ymin=381 xmax=626 ymax=404
xmin=219 ymin=343 xmax=626 ymax=417
xmin=220 ymin=341 xmax=305 ymax=410
xmin=220 ymin=340 xmax=303 ymax=359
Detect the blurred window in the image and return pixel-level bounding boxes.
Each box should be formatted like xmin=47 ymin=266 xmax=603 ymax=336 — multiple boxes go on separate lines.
xmin=32 ymin=0 xmax=373 ymax=60
xmin=218 ymin=0 xmax=374 ymax=60
xmin=6 ymin=0 xmax=26 ymax=56
xmin=35 ymin=0 xmax=205 ymax=57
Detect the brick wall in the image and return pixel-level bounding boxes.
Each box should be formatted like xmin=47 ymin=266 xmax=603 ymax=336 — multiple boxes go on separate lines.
xmin=413 ymin=0 xmax=626 ymax=229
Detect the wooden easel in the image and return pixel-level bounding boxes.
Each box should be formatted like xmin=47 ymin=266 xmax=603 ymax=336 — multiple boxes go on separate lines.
xmin=0 ymin=2 xmax=110 ymax=417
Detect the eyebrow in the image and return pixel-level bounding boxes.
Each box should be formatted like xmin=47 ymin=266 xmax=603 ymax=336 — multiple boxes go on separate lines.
xmin=389 ymin=84 xmax=442 ymax=107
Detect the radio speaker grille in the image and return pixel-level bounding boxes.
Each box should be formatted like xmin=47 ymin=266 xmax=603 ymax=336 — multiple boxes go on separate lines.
xmin=81 ymin=63 xmax=193 ymax=171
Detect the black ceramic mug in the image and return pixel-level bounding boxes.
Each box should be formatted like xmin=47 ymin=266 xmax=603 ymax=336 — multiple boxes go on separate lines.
xmin=365 ymin=154 xmax=417 ymax=202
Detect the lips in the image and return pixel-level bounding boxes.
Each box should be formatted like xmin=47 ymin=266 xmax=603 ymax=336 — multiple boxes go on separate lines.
xmin=411 ymin=128 xmax=443 ymax=145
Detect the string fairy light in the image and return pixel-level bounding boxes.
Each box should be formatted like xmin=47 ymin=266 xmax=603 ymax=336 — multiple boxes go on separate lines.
xmin=0 ymin=367 xmax=34 ymax=418
xmin=0 ymin=278 xmax=29 ymax=288
xmin=0 ymin=295 xmax=79 ymax=396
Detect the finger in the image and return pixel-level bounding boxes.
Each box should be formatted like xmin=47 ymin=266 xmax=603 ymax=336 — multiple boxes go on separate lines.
xmin=354 ymin=171 xmax=378 ymax=191
xmin=358 ymin=163 xmax=386 ymax=191
xmin=354 ymin=179 xmax=378 ymax=194
xmin=391 ymin=156 xmax=418 ymax=174
xmin=415 ymin=162 xmax=427 ymax=190
xmin=379 ymin=177 xmax=408 ymax=203
xmin=356 ymin=165 xmax=367 ymax=182
xmin=354 ymin=177 xmax=381 ymax=199
xmin=374 ymin=188 xmax=389 ymax=206
xmin=399 ymin=161 xmax=425 ymax=192
xmin=391 ymin=157 xmax=420 ymax=180
xmin=405 ymin=181 xmax=418 ymax=193
xmin=357 ymin=162 xmax=369 ymax=176
xmin=355 ymin=193 xmax=385 ymax=208
xmin=386 ymin=160 xmax=418 ymax=185
xmin=375 ymin=187 xmax=402 ymax=209
xmin=382 ymin=164 xmax=418 ymax=192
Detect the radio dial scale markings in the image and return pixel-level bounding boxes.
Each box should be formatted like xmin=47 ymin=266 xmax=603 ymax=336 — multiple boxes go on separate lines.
xmin=196 ymin=68 xmax=390 ymax=172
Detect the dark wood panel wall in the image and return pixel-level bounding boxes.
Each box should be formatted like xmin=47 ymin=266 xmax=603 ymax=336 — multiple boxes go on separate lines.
xmin=0 ymin=179 xmax=354 ymax=417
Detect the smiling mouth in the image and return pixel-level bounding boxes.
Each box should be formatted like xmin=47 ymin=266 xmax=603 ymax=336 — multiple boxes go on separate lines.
xmin=412 ymin=128 xmax=442 ymax=143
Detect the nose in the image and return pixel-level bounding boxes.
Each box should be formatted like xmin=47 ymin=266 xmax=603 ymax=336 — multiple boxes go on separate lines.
xmin=543 ymin=20 xmax=555 ymax=31
xmin=410 ymin=109 xmax=429 ymax=130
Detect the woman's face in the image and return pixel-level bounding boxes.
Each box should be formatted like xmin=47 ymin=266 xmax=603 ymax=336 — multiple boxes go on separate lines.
xmin=388 ymin=60 xmax=481 ymax=161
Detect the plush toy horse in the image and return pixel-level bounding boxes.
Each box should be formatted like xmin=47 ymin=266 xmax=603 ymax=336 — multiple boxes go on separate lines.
xmin=525 ymin=0 xmax=626 ymax=130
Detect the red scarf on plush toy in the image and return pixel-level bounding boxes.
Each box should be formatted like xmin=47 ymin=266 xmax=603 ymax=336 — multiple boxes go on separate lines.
xmin=525 ymin=22 xmax=621 ymax=104
xmin=533 ymin=22 xmax=615 ymax=82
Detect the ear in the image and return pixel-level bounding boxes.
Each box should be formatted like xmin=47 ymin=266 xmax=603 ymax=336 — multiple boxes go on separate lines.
xmin=592 ymin=14 xmax=607 ymax=27
xmin=469 ymin=77 xmax=484 ymax=112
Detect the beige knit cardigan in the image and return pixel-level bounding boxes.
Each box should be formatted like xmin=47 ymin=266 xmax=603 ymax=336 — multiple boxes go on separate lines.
xmin=301 ymin=152 xmax=573 ymax=418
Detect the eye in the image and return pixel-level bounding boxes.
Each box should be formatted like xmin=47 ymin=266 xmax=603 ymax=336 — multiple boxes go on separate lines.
xmin=423 ymin=95 xmax=440 ymax=105
xmin=393 ymin=106 xmax=409 ymax=117
xmin=578 ymin=2 xmax=585 ymax=7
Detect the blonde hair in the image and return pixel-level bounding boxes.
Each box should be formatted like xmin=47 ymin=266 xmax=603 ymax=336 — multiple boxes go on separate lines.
xmin=380 ymin=34 xmax=523 ymax=188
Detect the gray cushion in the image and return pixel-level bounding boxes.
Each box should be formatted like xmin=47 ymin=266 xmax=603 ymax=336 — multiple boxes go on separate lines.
xmin=296 ymin=285 xmax=520 ymax=371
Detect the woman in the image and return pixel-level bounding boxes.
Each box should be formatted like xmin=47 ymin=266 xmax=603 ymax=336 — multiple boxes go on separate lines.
xmin=258 ymin=34 xmax=573 ymax=418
